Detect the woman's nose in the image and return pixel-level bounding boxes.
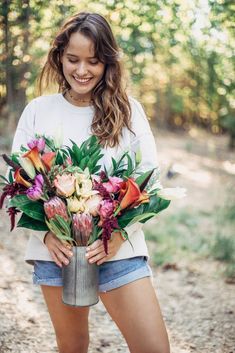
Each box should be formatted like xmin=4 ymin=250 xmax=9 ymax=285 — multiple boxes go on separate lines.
xmin=75 ymin=62 xmax=88 ymax=76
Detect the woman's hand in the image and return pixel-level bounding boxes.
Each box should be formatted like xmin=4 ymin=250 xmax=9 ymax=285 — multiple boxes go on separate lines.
xmin=85 ymin=231 xmax=125 ymax=265
xmin=44 ymin=231 xmax=73 ymax=268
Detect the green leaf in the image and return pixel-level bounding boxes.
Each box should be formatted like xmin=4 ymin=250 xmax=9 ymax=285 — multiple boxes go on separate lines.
xmin=0 ymin=175 xmax=9 ymax=183
xmin=135 ymin=169 xmax=154 ymax=188
xmin=9 ymin=170 xmax=14 ymax=183
xmin=71 ymin=142 xmax=82 ymax=164
xmin=117 ymin=205 xmax=145 ymax=228
xmin=44 ymin=136 xmax=56 ymax=151
xmin=55 ymin=215 xmax=71 ymax=235
xmin=92 ymin=165 xmax=102 ymax=174
xmin=126 ymin=212 xmax=157 ymax=226
xmin=111 ymin=157 xmax=117 ymax=170
xmin=79 ymin=156 xmax=90 ymax=170
xmin=17 ymin=213 xmax=48 ymax=231
xmin=10 ymin=195 xmax=45 ymax=222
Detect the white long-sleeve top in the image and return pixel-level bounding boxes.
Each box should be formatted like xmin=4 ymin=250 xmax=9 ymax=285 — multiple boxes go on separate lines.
xmin=11 ymin=93 xmax=159 ymax=264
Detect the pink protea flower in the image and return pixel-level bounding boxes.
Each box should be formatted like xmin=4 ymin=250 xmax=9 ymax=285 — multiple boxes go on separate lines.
xmin=72 ymin=213 xmax=93 ymax=245
xmin=102 ymin=176 xmax=123 ymax=193
xmin=44 ymin=196 xmax=69 ymax=221
xmin=27 ymin=137 xmax=45 ymax=152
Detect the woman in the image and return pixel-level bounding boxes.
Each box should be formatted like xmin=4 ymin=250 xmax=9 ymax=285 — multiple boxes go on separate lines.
xmin=12 ymin=12 xmax=170 ymax=353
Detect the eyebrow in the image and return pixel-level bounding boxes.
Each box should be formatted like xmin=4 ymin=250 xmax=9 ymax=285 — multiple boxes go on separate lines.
xmin=66 ymin=53 xmax=96 ymax=59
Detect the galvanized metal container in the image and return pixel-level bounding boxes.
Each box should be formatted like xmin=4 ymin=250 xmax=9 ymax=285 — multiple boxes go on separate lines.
xmin=62 ymin=246 xmax=99 ymax=307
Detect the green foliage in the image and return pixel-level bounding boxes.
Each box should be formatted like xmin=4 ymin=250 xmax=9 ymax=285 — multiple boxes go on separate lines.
xmin=67 ymin=136 xmax=104 ymax=174
xmin=145 ymin=208 xmax=213 ymax=266
xmin=10 ymin=194 xmax=45 ymax=222
xmin=211 ymin=234 xmax=235 ymax=263
xmin=17 ymin=213 xmax=48 ymax=231
xmin=46 ymin=215 xmax=73 ymax=243
xmin=117 ymin=195 xmax=170 ymax=229
xmin=1 ymin=0 xmax=234 ymax=148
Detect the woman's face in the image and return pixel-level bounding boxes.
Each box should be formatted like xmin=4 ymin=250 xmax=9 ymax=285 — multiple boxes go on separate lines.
xmin=61 ymin=32 xmax=105 ymax=98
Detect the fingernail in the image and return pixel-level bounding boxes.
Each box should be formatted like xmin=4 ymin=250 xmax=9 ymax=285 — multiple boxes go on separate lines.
xmin=89 ymin=259 xmax=94 ymax=263
xmin=86 ymin=247 xmax=90 ymax=251
xmin=69 ymin=252 xmax=73 ymax=257
xmin=85 ymin=253 xmax=89 ymax=257
xmin=65 ymin=260 xmax=69 ymax=265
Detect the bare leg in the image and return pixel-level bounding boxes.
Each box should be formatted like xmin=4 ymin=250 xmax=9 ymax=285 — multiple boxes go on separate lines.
xmin=41 ymin=286 xmax=90 ymax=353
xmin=100 ymin=277 xmax=170 ymax=353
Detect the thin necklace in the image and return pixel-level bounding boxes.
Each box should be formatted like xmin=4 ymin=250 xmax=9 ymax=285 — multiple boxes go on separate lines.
xmin=67 ymin=89 xmax=93 ymax=103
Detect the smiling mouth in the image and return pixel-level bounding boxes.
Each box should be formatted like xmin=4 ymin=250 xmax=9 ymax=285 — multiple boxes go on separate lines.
xmin=73 ymin=76 xmax=93 ymax=84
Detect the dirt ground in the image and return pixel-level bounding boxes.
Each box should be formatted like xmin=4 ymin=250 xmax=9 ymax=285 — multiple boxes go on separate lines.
xmin=0 ymin=128 xmax=235 ymax=353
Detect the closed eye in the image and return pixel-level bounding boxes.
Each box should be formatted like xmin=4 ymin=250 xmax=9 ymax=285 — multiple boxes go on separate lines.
xmin=68 ymin=59 xmax=99 ymax=65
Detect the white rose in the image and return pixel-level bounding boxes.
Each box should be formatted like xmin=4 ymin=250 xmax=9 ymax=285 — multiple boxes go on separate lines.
xmin=84 ymin=194 xmax=103 ymax=216
xmin=157 ymin=187 xmax=187 ymax=200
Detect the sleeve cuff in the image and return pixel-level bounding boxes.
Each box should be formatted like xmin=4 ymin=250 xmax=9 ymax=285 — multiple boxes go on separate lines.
xmin=34 ymin=232 xmax=47 ymax=244
xmin=123 ymin=222 xmax=143 ymax=238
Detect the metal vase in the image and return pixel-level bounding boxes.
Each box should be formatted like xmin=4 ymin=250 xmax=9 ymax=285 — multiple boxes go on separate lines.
xmin=62 ymin=246 xmax=99 ymax=307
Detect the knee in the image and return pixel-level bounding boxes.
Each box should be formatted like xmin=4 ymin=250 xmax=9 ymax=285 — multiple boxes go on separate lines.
xmin=57 ymin=333 xmax=89 ymax=353
xmin=153 ymin=344 xmax=171 ymax=353
xmin=143 ymin=340 xmax=171 ymax=353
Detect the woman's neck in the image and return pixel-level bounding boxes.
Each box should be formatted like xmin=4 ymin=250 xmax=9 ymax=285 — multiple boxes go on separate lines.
xmin=63 ymin=90 xmax=93 ymax=107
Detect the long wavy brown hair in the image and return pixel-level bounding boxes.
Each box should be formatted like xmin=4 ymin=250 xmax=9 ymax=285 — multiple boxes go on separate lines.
xmin=38 ymin=12 xmax=133 ymax=147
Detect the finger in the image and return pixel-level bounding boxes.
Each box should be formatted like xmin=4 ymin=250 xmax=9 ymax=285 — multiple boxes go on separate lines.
xmin=88 ymin=251 xmax=107 ymax=264
xmin=86 ymin=244 xmax=104 ymax=259
xmin=97 ymin=257 xmax=110 ymax=265
xmin=86 ymin=239 xmax=102 ymax=251
xmin=50 ymin=251 xmax=62 ymax=268
xmin=54 ymin=249 xmax=70 ymax=266
xmin=57 ymin=243 xmax=74 ymax=258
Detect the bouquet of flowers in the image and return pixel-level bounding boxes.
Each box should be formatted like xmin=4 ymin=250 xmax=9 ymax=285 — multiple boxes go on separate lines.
xmin=0 ymin=134 xmax=186 ymax=253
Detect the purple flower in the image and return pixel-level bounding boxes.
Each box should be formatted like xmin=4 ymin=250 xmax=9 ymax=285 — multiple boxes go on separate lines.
xmin=98 ymin=200 xmax=115 ymax=218
xmin=102 ymin=176 xmax=123 ymax=193
xmin=34 ymin=174 xmax=44 ymax=188
xmin=27 ymin=137 xmax=45 ymax=152
xmin=26 ymin=185 xmax=43 ymax=201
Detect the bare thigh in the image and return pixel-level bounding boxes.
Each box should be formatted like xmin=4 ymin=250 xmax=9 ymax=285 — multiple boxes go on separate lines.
xmin=40 ymin=286 xmax=90 ymax=352
xmin=99 ymin=277 xmax=170 ymax=353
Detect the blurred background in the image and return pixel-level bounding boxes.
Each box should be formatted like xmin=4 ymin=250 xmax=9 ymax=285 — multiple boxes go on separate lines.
xmin=0 ymin=1 xmax=235 ymax=352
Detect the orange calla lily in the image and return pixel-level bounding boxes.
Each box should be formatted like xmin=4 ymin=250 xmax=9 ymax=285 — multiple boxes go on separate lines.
xmin=118 ymin=178 xmax=142 ymax=210
xmin=41 ymin=152 xmax=56 ymax=171
xmin=14 ymin=168 xmax=32 ymax=188
xmin=23 ymin=147 xmax=45 ymax=172
xmin=131 ymin=190 xmax=149 ymax=208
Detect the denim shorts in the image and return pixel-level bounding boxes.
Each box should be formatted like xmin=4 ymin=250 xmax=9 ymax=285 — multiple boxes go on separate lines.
xmin=33 ymin=256 xmax=152 ymax=292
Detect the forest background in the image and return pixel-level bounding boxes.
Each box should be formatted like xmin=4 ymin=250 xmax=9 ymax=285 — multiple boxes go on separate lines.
xmin=1 ymin=0 xmax=234 ymax=148
xmin=0 ymin=1 xmax=235 ymax=352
